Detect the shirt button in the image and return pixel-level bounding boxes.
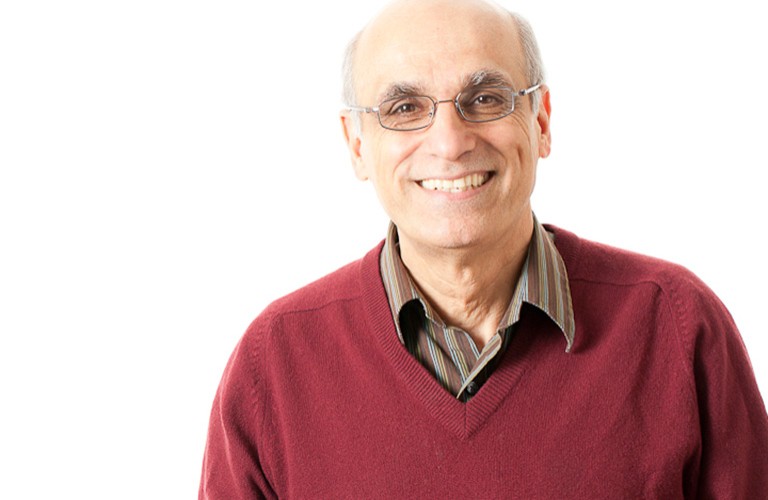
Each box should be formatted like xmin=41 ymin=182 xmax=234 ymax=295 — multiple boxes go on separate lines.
xmin=466 ymin=381 xmax=479 ymax=395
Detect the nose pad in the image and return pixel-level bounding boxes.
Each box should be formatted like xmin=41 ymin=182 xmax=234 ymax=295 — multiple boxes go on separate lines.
xmin=430 ymin=99 xmax=464 ymax=128
xmin=452 ymin=100 xmax=464 ymax=120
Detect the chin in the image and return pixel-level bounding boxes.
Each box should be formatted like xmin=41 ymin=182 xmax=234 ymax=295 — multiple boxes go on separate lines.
xmin=416 ymin=225 xmax=487 ymax=251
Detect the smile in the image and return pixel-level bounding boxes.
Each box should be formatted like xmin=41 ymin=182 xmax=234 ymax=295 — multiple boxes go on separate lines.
xmin=418 ymin=173 xmax=491 ymax=193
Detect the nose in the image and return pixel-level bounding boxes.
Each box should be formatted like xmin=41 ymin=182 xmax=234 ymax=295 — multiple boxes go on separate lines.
xmin=421 ymin=99 xmax=477 ymax=161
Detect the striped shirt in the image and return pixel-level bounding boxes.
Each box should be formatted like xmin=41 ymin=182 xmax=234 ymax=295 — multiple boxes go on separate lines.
xmin=380 ymin=217 xmax=575 ymax=401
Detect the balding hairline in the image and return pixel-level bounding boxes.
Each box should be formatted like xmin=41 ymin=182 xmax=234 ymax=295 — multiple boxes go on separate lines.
xmin=341 ymin=7 xmax=545 ymax=133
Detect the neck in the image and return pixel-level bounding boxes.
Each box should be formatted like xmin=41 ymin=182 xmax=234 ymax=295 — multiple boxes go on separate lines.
xmin=398 ymin=218 xmax=534 ymax=348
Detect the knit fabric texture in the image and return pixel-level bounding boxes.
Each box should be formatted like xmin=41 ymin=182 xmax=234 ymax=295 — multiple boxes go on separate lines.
xmin=200 ymin=225 xmax=768 ymax=499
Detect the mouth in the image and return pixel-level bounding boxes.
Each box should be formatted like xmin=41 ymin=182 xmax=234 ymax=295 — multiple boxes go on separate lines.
xmin=418 ymin=172 xmax=492 ymax=193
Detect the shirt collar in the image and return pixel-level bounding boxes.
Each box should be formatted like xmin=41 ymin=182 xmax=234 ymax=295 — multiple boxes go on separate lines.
xmin=380 ymin=215 xmax=576 ymax=352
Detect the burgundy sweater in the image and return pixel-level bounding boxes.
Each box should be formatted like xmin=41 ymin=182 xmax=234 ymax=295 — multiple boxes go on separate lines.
xmin=200 ymin=226 xmax=768 ymax=499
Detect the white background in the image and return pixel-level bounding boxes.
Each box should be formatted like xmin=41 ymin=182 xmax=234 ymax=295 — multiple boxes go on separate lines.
xmin=1 ymin=1 xmax=766 ymax=498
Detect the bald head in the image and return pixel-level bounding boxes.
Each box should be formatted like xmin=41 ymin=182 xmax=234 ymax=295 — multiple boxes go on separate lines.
xmin=361 ymin=0 xmax=513 ymax=49
xmin=342 ymin=0 xmax=544 ymax=118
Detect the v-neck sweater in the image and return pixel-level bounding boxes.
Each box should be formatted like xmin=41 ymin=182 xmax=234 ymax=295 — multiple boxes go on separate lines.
xmin=200 ymin=225 xmax=768 ymax=499
xmin=379 ymin=217 xmax=575 ymax=401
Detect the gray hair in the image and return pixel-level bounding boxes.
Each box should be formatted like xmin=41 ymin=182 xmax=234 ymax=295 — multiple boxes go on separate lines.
xmin=508 ymin=12 xmax=545 ymax=114
xmin=341 ymin=30 xmax=364 ymax=134
xmin=341 ymin=9 xmax=545 ymax=133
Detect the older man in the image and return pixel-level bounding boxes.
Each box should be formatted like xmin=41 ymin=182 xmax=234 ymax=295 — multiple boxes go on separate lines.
xmin=200 ymin=0 xmax=768 ymax=497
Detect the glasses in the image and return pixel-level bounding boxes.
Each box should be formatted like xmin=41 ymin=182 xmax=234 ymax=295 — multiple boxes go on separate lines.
xmin=347 ymin=83 xmax=541 ymax=131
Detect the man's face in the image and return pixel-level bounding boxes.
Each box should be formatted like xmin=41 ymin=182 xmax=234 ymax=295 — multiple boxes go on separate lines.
xmin=343 ymin=0 xmax=551 ymax=254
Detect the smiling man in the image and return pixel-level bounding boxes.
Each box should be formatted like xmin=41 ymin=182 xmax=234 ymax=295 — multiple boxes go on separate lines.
xmin=199 ymin=0 xmax=768 ymax=498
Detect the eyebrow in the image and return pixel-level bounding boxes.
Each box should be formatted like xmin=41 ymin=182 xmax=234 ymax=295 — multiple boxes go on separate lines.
xmin=378 ymin=82 xmax=424 ymax=103
xmin=375 ymin=69 xmax=514 ymax=103
xmin=465 ymin=69 xmax=513 ymax=88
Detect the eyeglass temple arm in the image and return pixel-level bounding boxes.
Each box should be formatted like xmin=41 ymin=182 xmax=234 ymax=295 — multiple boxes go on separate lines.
xmin=347 ymin=84 xmax=542 ymax=111
xmin=518 ymin=83 xmax=542 ymax=96
xmin=346 ymin=105 xmax=377 ymax=113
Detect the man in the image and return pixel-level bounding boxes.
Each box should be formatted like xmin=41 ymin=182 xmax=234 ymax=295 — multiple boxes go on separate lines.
xmin=200 ymin=0 xmax=768 ymax=497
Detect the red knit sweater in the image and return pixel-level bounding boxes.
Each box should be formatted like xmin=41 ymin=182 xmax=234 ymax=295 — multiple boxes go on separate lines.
xmin=200 ymin=226 xmax=768 ymax=499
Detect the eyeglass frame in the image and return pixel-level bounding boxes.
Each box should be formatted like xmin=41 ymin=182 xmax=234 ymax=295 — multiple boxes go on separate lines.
xmin=346 ymin=83 xmax=542 ymax=132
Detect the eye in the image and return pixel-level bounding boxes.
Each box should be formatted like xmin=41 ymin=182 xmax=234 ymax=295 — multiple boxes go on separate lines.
xmin=474 ymin=93 xmax=500 ymax=105
xmin=465 ymin=89 xmax=507 ymax=108
xmin=460 ymin=87 xmax=514 ymax=119
xmin=381 ymin=96 xmax=429 ymax=116
xmin=391 ymin=102 xmax=418 ymax=115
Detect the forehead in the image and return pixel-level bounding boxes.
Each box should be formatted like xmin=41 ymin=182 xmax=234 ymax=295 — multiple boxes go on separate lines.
xmin=354 ymin=1 xmax=525 ymax=101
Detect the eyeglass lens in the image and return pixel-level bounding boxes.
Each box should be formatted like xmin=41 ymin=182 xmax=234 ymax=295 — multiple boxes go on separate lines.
xmin=378 ymin=86 xmax=516 ymax=130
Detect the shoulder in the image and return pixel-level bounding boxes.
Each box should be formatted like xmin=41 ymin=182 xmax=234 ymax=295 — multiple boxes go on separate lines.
xmin=266 ymin=255 xmax=365 ymax=315
xmin=546 ymin=224 xmax=710 ymax=297
xmin=547 ymin=224 xmax=735 ymax=355
xmin=243 ymin=241 xmax=385 ymax=338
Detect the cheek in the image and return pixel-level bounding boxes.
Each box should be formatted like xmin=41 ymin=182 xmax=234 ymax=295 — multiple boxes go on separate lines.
xmin=363 ymin=135 xmax=417 ymax=184
xmin=502 ymin=119 xmax=538 ymax=164
xmin=485 ymin=127 xmax=531 ymax=164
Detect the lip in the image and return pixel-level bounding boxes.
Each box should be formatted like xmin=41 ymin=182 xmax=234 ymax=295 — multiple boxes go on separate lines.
xmin=416 ymin=170 xmax=491 ymax=182
xmin=416 ymin=171 xmax=494 ymax=196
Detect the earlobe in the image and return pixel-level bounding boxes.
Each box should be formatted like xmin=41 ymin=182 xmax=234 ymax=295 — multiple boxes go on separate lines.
xmin=536 ymin=86 xmax=552 ymax=159
xmin=340 ymin=112 xmax=369 ymax=181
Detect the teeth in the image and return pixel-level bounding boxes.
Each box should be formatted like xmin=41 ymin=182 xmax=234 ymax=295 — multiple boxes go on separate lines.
xmin=419 ymin=173 xmax=489 ymax=192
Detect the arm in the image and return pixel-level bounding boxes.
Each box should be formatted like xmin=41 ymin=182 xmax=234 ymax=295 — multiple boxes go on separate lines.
xmin=199 ymin=325 xmax=275 ymax=500
xmin=673 ymin=276 xmax=768 ymax=497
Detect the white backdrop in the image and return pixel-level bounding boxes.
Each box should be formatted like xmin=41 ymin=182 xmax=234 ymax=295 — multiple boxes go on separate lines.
xmin=1 ymin=1 xmax=766 ymax=498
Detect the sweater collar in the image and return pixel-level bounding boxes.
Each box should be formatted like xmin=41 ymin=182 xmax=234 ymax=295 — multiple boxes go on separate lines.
xmin=380 ymin=215 xmax=576 ymax=352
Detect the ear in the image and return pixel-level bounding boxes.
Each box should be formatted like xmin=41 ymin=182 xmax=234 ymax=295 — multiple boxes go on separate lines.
xmin=340 ymin=111 xmax=369 ymax=181
xmin=536 ymin=85 xmax=552 ymax=159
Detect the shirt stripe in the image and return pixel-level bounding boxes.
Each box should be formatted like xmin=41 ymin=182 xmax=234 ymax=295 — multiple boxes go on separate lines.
xmin=380 ymin=216 xmax=575 ymax=401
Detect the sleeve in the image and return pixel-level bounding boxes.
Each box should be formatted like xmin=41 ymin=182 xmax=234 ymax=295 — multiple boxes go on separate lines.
xmin=676 ymin=275 xmax=768 ymax=498
xmin=199 ymin=320 xmax=276 ymax=500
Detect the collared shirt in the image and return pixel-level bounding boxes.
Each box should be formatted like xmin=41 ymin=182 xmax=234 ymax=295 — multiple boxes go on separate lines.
xmin=380 ymin=216 xmax=575 ymax=401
